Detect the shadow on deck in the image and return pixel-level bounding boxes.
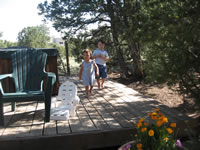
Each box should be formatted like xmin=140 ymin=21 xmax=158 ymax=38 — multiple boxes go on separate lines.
xmin=0 ymin=76 xmax=199 ymax=150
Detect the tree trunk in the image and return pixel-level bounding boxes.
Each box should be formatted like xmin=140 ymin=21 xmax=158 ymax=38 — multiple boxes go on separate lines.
xmin=107 ymin=0 xmax=129 ymax=78
xmin=130 ymin=42 xmax=144 ymax=80
xmin=122 ymin=0 xmax=144 ymax=80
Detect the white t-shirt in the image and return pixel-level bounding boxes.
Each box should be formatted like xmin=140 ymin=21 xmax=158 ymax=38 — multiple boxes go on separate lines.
xmin=92 ymin=49 xmax=109 ymax=66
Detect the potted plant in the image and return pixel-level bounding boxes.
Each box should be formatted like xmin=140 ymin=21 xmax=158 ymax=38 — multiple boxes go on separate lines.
xmin=119 ymin=108 xmax=188 ymax=150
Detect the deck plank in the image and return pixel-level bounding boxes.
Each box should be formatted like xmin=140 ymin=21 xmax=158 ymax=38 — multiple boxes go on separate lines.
xmin=15 ymin=102 xmax=37 ymax=138
xmin=3 ymin=103 xmax=15 ymax=126
xmin=78 ymin=94 xmax=110 ymax=130
xmin=105 ymin=81 xmax=167 ymax=117
xmin=77 ymin=83 xmax=122 ymax=129
xmin=97 ymin=88 xmax=141 ymax=122
xmin=76 ymin=102 xmax=98 ymax=131
xmin=43 ymin=120 xmax=57 ymax=136
xmin=106 ymin=80 xmax=190 ymax=122
xmin=101 ymin=83 xmax=153 ymax=121
xmin=68 ymin=112 xmax=85 ymax=133
xmin=2 ymin=102 xmax=29 ymax=138
xmin=29 ymin=102 xmax=44 ymax=137
xmin=93 ymin=90 xmax=134 ymax=128
xmin=57 ymin=120 xmax=71 ymax=135
xmin=0 ymin=103 xmax=16 ymax=136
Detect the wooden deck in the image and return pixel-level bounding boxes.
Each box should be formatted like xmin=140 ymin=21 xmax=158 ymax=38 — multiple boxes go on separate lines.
xmin=0 ymin=76 xmax=198 ymax=150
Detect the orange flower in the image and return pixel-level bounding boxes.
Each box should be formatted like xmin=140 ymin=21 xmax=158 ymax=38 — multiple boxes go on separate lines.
xmin=137 ymin=143 xmax=142 ymax=149
xmin=136 ymin=122 xmax=142 ymax=128
xmin=170 ymin=123 xmax=176 ymax=128
xmin=143 ymin=122 xmax=149 ymax=126
xmin=141 ymin=127 xmax=147 ymax=132
xmin=151 ymin=115 xmax=158 ymax=120
xmin=139 ymin=118 xmax=145 ymax=123
xmin=154 ymin=108 xmax=160 ymax=112
xmin=164 ymin=137 xmax=169 ymax=142
xmin=148 ymin=129 xmax=154 ymax=136
xmin=162 ymin=117 xmax=168 ymax=123
xmin=166 ymin=128 xmax=173 ymax=134
xmin=156 ymin=120 xmax=163 ymax=127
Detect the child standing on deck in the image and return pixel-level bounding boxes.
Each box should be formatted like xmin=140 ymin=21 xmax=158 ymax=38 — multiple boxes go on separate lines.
xmin=79 ymin=49 xmax=99 ymax=97
xmin=92 ymin=40 xmax=109 ymax=89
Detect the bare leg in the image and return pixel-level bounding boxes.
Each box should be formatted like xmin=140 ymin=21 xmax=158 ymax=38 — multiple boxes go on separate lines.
xmin=97 ymin=78 xmax=100 ymax=89
xmin=101 ymin=78 xmax=106 ymax=89
xmin=90 ymin=85 xmax=93 ymax=94
xmin=85 ymin=86 xmax=89 ymax=97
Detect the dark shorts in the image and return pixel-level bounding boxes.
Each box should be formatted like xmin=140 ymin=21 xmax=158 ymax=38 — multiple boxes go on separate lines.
xmin=96 ymin=64 xmax=107 ymax=79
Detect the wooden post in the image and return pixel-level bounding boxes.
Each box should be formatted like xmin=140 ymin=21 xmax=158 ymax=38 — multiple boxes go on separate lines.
xmin=65 ymin=41 xmax=70 ymax=76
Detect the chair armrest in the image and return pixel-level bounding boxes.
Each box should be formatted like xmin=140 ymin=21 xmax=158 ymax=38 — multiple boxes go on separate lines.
xmin=46 ymin=72 xmax=56 ymax=86
xmin=44 ymin=72 xmax=56 ymax=93
xmin=0 ymin=74 xmax=13 ymax=81
xmin=0 ymin=74 xmax=13 ymax=95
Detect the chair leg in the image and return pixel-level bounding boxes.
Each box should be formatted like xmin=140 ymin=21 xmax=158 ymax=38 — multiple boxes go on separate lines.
xmin=11 ymin=102 xmax=16 ymax=111
xmin=45 ymin=99 xmax=51 ymax=122
xmin=45 ymin=77 xmax=53 ymax=122
xmin=0 ymin=101 xmax=4 ymax=126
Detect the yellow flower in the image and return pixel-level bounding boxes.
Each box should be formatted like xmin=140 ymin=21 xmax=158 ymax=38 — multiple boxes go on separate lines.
xmin=136 ymin=122 xmax=142 ymax=128
xmin=143 ymin=122 xmax=149 ymax=126
xmin=166 ymin=128 xmax=173 ymax=134
xmin=154 ymin=108 xmax=160 ymax=112
xmin=137 ymin=143 xmax=142 ymax=149
xmin=170 ymin=123 xmax=176 ymax=128
xmin=148 ymin=129 xmax=154 ymax=136
xmin=164 ymin=137 xmax=169 ymax=142
xmin=139 ymin=118 xmax=145 ymax=123
xmin=151 ymin=112 xmax=157 ymax=116
xmin=141 ymin=127 xmax=147 ymax=132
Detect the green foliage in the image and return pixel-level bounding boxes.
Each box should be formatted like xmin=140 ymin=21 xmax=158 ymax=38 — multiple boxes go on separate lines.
xmin=67 ymin=26 xmax=114 ymax=61
xmin=0 ymin=40 xmax=17 ymax=48
xmin=38 ymin=0 xmax=113 ymax=37
xmin=140 ymin=0 xmax=200 ymax=97
xmin=0 ymin=32 xmax=18 ymax=48
xmin=38 ymin=0 xmax=200 ymax=98
xmin=17 ymin=24 xmax=50 ymax=48
xmin=38 ymin=0 xmax=145 ymax=78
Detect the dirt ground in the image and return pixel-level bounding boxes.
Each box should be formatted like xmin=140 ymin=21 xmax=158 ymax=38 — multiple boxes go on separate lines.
xmin=108 ymin=73 xmax=200 ymax=119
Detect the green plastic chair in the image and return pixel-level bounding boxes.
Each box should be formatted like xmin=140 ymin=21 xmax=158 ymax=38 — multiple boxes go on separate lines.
xmin=0 ymin=49 xmax=56 ymax=126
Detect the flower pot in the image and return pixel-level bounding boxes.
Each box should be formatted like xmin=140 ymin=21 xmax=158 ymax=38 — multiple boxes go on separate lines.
xmin=118 ymin=140 xmax=188 ymax=150
xmin=118 ymin=141 xmax=136 ymax=150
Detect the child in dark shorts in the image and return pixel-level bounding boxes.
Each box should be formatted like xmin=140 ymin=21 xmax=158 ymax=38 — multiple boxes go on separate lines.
xmin=92 ymin=40 xmax=109 ymax=89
